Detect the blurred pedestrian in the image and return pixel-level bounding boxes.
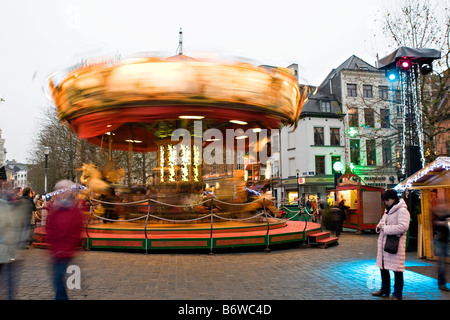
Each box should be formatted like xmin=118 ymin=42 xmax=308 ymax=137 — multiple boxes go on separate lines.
xmin=317 ymin=198 xmax=326 ymax=224
xmin=46 ymin=180 xmax=83 ymax=300
xmin=330 ymin=201 xmax=346 ymax=237
xmin=20 ymin=187 xmax=36 ymax=248
xmin=432 ymin=196 xmax=450 ymax=291
xmin=372 ymin=189 xmax=410 ymax=300
xmin=0 ymin=189 xmax=26 ymax=299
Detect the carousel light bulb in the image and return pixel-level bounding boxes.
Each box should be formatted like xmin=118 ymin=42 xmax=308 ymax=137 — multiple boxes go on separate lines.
xmin=179 ymin=115 xmax=205 ymax=119
xmin=230 ymin=120 xmax=248 ymax=125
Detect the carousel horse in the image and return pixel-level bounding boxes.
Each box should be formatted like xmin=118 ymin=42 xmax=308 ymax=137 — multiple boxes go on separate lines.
xmin=78 ymin=163 xmax=113 ymax=195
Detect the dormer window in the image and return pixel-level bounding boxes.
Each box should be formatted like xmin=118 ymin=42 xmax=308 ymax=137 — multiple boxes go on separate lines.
xmin=320 ymin=101 xmax=331 ymax=112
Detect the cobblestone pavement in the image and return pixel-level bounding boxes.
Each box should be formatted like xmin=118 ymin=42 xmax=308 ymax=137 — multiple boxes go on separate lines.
xmin=1 ymin=231 xmax=449 ymax=301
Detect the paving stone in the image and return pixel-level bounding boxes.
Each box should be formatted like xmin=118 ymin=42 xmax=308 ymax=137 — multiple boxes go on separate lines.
xmin=0 ymin=232 xmax=449 ymax=300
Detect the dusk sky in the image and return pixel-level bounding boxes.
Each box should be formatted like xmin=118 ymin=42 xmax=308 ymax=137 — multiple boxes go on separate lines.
xmin=0 ymin=0 xmax=437 ymax=163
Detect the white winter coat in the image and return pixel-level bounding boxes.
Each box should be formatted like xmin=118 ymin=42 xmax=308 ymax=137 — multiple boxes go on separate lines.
xmin=376 ymin=198 xmax=410 ymax=272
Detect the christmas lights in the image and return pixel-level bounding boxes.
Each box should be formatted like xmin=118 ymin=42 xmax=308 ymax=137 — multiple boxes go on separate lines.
xmin=180 ymin=143 xmax=190 ymax=182
xmin=400 ymin=72 xmax=407 ymax=175
xmin=410 ymin=68 xmax=425 ymax=168
xmin=193 ymin=145 xmax=200 ymax=182
xmin=168 ymin=144 xmax=176 ymax=182
xmin=159 ymin=145 xmax=165 ymax=182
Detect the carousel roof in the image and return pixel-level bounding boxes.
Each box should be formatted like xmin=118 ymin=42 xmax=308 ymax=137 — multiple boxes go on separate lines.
xmin=48 ymin=53 xmax=305 ymax=152
xmin=394 ymin=157 xmax=450 ymax=191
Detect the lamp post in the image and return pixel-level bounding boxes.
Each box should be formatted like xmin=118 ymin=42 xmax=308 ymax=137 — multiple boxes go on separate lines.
xmin=43 ymin=146 xmax=50 ymax=194
xmin=296 ymin=169 xmax=300 ymax=208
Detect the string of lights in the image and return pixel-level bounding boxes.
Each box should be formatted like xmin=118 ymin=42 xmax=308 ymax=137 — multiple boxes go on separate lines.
xmin=410 ymin=67 xmax=426 ymax=168
xmin=400 ymin=72 xmax=407 ymax=175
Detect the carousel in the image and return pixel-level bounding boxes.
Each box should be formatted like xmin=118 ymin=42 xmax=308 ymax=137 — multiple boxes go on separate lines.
xmin=34 ymin=37 xmax=338 ymax=252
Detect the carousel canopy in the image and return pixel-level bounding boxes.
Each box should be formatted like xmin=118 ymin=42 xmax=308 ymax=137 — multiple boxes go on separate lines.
xmin=48 ymin=54 xmax=304 ymax=152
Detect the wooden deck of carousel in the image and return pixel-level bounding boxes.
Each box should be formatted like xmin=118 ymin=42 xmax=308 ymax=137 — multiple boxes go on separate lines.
xmin=33 ymin=217 xmax=339 ymax=251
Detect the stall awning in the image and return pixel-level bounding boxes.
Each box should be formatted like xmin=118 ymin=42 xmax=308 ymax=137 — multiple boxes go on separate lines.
xmin=394 ymin=157 xmax=450 ymax=191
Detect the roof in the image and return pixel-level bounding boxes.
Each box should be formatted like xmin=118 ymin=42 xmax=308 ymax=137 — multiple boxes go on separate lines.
xmin=300 ymin=91 xmax=341 ymax=118
xmin=394 ymin=157 xmax=450 ymax=191
xmin=319 ymin=55 xmax=379 ymax=89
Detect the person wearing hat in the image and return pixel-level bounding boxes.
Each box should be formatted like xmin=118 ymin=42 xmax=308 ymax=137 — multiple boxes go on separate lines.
xmin=372 ymin=189 xmax=410 ymax=300
xmin=45 ymin=180 xmax=83 ymax=300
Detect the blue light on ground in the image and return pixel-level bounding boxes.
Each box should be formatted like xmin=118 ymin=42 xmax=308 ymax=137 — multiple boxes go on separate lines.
xmin=329 ymin=259 xmax=444 ymax=300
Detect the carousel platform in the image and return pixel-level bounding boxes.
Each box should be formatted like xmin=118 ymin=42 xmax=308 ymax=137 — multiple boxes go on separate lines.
xmin=32 ymin=218 xmax=338 ymax=252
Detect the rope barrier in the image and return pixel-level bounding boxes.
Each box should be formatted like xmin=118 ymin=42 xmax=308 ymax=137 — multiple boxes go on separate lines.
xmin=211 ymin=212 xmax=265 ymax=221
xmin=69 ymin=195 xmax=312 ymax=253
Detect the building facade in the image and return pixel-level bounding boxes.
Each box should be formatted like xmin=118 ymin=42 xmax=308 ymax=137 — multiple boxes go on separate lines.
xmin=270 ymin=55 xmax=401 ymax=205
xmin=0 ymin=129 xmax=6 ymax=166
xmin=273 ymin=90 xmax=344 ymax=203
xmin=318 ymin=55 xmax=399 ymax=189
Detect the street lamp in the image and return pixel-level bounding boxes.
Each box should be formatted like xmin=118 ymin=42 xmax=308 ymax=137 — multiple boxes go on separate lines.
xmin=43 ymin=146 xmax=50 ymax=194
xmin=296 ymin=169 xmax=300 ymax=208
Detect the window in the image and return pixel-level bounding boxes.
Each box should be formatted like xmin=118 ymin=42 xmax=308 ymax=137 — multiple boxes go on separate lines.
xmin=288 ymin=131 xmax=295 ymax=149
xmin=330 ymin=128 xmax=340 ymax=146
xmin=364 ymin=108 xmax=374 ymax=127
xmin=366 ymin=139 xmax=376 ymax=165
xmin=314 ymin=127 xmax=324 ymax=145
xmin=315 ymin=156 xmax=325 ymax=175
xmin=271 ymin=134 xmax=279 ymax=153
xmin=380 ymin=108 xmax=390 ymax=128
xmin=235 ymin=150 xmax=245 ymax=170
xmin=350 ymin=139 xmax=360 ymax=165
xmin=363 ymin=85 xmax=373 ymax=98
xmin=382 ymin=140 xmax=392 ymax=165
xmin=348 ymin=108 xmax=359 ymax=127
xmin=393 ymin=89 xmax=402 ymax=104
xmin=347 ymin=84 xmax=357 ymax=97
xmin=273 ymin=160 xmax=280 ymax=177
xmin=289 ymin=158 xmax=296 ymax=177
xmin=379 ymin=86 xmax=388 ymax=100
xmin=320 ymin=101 xmax=331 ymax=113
xmin=331 ymin=156 xmax=341 ymax=174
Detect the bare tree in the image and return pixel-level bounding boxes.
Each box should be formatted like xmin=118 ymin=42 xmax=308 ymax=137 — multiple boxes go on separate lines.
xmin=27 ymin=105 xmax=158 ymax=193
xmin=383 ymin=0 xmax=448 ymax=49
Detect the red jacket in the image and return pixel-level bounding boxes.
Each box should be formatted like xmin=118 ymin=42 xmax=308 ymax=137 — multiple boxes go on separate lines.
xmin=46 ymin=196 xmax=83 ymax=259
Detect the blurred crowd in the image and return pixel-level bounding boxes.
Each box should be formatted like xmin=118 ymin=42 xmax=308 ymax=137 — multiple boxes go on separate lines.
xmin=0 ymin=181 xmax=85 ymax=300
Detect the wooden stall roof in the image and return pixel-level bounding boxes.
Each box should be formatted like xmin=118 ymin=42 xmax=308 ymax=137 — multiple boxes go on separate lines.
xmin=395 ymin=157 xmax=450 ymax=191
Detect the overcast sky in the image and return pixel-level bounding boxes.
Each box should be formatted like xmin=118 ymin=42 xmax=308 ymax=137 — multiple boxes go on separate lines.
xmin=0 ymin=0 xmax=435 ymax=163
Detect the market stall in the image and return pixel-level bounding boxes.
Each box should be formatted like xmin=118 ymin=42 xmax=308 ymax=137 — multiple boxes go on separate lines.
xmin=395 ymin=157 xmax=450 ymax=260
xmin=330 ymin=169 xmax=384 ymax=232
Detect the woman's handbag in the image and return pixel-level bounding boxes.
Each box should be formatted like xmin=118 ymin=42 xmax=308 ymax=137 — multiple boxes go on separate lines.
xmin=384 ymin=234 xmax=401 ymax=254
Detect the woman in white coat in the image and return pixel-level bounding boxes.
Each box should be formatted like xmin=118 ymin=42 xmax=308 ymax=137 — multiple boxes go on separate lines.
xmin=372 ymin=189 xmax=410 ymax=300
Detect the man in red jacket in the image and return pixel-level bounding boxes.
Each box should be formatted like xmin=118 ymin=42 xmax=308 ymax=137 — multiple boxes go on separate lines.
xmin=46 ymin=180 xmax=83 ymax=300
